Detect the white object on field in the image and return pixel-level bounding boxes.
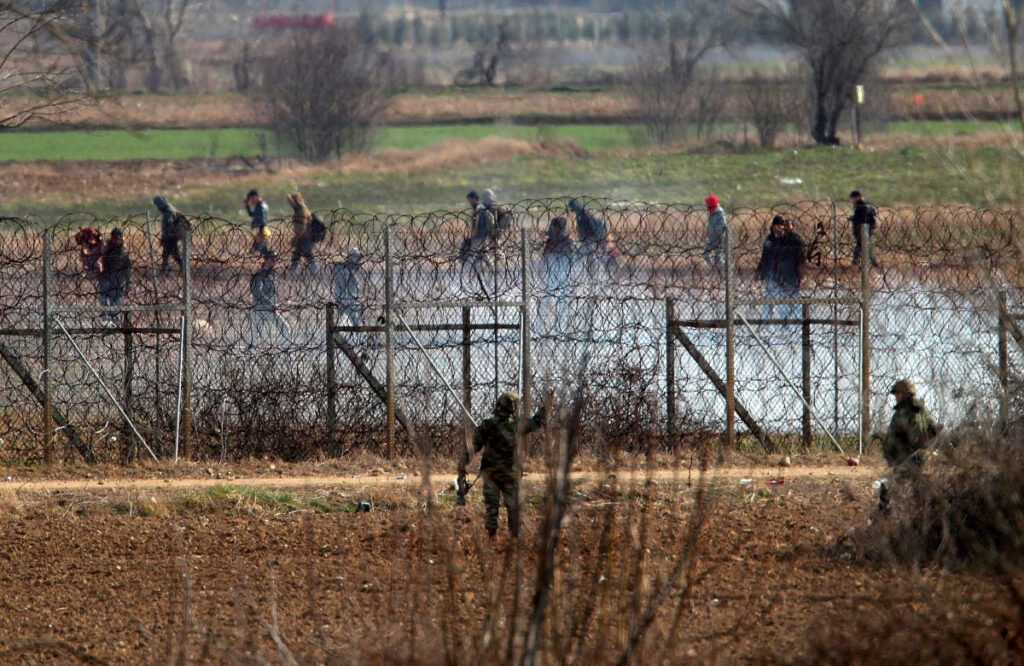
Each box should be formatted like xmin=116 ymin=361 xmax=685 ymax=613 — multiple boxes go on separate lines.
xmin=739 ymin=478 xmax=753 ymax=486
xmin=778 ymin=177 xmax=804 ymax=186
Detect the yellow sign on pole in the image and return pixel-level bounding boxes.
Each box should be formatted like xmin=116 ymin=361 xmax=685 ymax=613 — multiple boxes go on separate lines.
xmin=856 ymin=85 xmax=865 ymax=105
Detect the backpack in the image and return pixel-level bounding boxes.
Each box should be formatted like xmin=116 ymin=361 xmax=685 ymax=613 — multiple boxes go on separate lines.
xmin=173 ymin=212 xmax=189 ymax=238
xmin=310 ymin=214 xmax=327 ymax=243
xmin=495 ymin=207 xmax=513 ymax=232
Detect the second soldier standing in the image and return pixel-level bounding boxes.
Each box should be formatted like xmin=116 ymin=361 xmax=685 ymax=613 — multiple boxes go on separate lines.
xmin=464 ymin=392 xmax=546 ymax=538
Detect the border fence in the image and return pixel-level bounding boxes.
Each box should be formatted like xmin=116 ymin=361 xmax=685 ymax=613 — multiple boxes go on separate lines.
xmin=0 ymin=199 xmax=1022 ymax=464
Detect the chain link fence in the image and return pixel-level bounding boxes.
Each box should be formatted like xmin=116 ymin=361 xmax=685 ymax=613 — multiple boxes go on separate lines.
xmin=0 ymin=199 xmax=1021 ymax=463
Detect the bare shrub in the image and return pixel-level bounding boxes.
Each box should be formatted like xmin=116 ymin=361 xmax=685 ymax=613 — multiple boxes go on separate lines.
xmin=741 ymin=72 xmax=803 ymax=147
xmin=851 ymin=434 xmax=1024 ymax=569
xmin=261 ymin=26 xmax=392 ymax=161
xmin=625 ymin=1 xmax=738 ymax=145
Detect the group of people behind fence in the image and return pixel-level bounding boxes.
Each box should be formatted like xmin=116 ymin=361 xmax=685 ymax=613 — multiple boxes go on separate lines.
xmin=71 ymin=188 xmax=879 ymax=338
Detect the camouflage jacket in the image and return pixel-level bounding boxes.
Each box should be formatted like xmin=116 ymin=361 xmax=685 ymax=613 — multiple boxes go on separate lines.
xmin=883 ymin=397 xmax=939 ymax=466
xmin=473 ymin=408 xmax=545 ymax=471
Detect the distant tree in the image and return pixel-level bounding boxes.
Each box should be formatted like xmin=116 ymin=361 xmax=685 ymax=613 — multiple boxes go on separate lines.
xmin=455 ymin=19 xmax=511 ymax=86
xmin=104 ymin=0 xmax=199 ymax=91
xmin=261 ymin=27 xmax=392 ymax=161
xmin=741 ymin=71 xmax=803 ymax=147
xmin=0 ymin=0 xmax=93 ymax=127
xmin=1000 ymin=0 xmax=1024 ymax=135
xmin=752 ymin=0 xmax=910 ymax=145
xmin=626 ymin=1 xmax=739 ymax=144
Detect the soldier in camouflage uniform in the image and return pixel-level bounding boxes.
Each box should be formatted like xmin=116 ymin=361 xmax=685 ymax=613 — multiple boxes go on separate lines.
xmin=879 ymin=378 xmax=940 ymax=511
xmin=465 ymin=392 xmax=546 ymax=538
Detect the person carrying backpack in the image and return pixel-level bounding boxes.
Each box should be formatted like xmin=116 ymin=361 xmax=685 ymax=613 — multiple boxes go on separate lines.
xmin=286 ymin=191 xmax=318 ymax=273
xmin=848 ymin=190 xmax=879 ymax=268
xmin=153 ymin=195 xmax=187 ymax=273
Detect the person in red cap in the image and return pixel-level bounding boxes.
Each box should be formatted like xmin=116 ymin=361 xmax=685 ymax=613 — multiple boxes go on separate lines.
xmin=702 ymin=194 xmax=727 ymax=267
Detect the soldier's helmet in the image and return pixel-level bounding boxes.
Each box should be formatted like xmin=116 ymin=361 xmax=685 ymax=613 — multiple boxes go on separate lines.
xmin=890 ymin=379 xmax=916 ymax=396
xmin=495 ymin=391 xmax=520 ymax=416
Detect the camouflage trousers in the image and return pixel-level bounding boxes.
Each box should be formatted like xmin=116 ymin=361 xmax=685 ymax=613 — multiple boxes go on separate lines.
xmin=482 ymin=466 xmax=519 ymax=537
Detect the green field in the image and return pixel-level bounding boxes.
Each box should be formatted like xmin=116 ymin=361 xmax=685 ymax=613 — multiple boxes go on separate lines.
xmin=0 ymin=124 xmax=645 ymax=162
xmin=5 ymin=141 xmax=1021 ymax=220
xmin=0 ymin=120 xmax=1016 ymax=163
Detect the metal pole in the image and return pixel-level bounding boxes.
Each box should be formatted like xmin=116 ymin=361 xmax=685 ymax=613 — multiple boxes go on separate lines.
xmin=999 ymin=290 xmax=1009 ymax=434
xmin=181 ymin=228 xmax=193 ymax=458
xmin=54 ymin=316 xmax=158 ymax=462
xmin=832 ymin=200 xmax=840 ymax=446
xmin=42 ymin=231 xmax=53 ymax=465
xmin=462 ymin=306 xmax=472 ymax=419
xmin=724 ymin=221 xmax=736 ymax=450
xmin=666 ymin=299 xmax=676 ymax=450
xmin=326 ymin=304 xmax=338 ymax=456
xmin=801 ymin=302 xmax=812 ymax=448
xmin=860 ymin=223 xmax=872 ymax=455
xmin=145 ymin=210 xmax=163 ymax=453
xmin=123 ymin=311 xmax=135 ymax=463
xmin=174 ymin=315 xmax=185 ymax=463
xmin=520 ymin=227 xmax=532 ymax=418
xmin=493 ymin=244 xmax=500 ymax=405
xmin=384 ymin=226 xmax=396 ymax=457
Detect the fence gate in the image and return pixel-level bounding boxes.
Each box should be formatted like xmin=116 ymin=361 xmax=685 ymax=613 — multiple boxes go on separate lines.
xmin=665 ymin=218 xmax=869 ymax=453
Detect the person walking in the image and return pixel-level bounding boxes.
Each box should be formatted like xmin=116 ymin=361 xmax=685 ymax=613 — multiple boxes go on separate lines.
xmin=249 ymin=249 xmax=290 ymax=347
xmin=246 ymin=189 xmax=271 ymax=255
xmin=98 ymin=228 xmax=132 ymax=328
xmin=848 ymin=190 xmax=879 ymax=267
xmin=541 ymin=216 xmax=575 ymax=337
xmin=462 ymin=392 xmax=546 ymax=538
xmin=756 ymin=215 xmax=806 ymax=319
xmin=153 ymin=195 xmax=186 ymax=273
xmin=286 ymin=191 xmax=317 ymax=273
xmin=568 ymin=198 xmax=616 ymax=277
xmin=332 ymin=248 xmax=363 ymax=329
xmin=703 ymin=194 xmax=727 ymax=268
xmin=878 ymin=379 xmax=941 ymax=512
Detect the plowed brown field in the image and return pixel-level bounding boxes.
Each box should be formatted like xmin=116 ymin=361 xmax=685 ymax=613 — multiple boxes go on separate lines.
xmin=0 ymin=461 xmax=1016 ymax=664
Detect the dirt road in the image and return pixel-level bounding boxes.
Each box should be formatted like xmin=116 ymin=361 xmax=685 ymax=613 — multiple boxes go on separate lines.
xmin=0 ymin=463 xmax=878 ymax=496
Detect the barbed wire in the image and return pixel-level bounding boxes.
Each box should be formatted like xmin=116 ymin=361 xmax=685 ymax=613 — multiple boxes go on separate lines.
xmin=0 ymin=198 xmax=1021 ymax=462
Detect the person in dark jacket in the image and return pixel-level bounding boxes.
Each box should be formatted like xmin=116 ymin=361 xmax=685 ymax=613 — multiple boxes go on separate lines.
xmin=756 ymin=216 xmax=806 ymax=319
xmin=99 ymin=228 xmax=132 ymax=327
xmin=74 ymin=227 xmax=103 ymax=275
xmin=541 ymin=216 xmax=575 ymax=336
xmin=568 ymin=198 xmax=616 ymax=277
xmin=153 ymin=195 xmax=185 ymax=273
xmin=848 ymin=190 xmax=879 ymax=267
xmin=249 ymin=250 xmax=290 ymax=347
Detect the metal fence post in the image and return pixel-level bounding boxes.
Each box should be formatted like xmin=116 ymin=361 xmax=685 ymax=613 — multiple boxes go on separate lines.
xmin=831 ymin=200 xmax=840 ymax=444
xmin=462 ymin=305 xmax=472 ymax=420
xmin=860 ymin=223 xmax=872 ymax=454
xmin=326 ymin=303 xmax=337 ymax=455
xmin=666 ymin=298 xmax=676 ymax=450
xmin=384 ymin=226 xmax=396 ymax=458
xmin=42 ymin=231 xmax=53 ymax=465
xmin=181 ymin=227 xmax=193 ymax=459
xmin=123 ymin=310 xmax=135 ymax=463
xmin=724 ymin=222 xmax=736 ymax=451
xmin=999 ymin=290 xmax=1009 ymax=434
xmin=145 ymin=209 xmax=162 ymax=453
xmin=802 ymin=302 xmax=812 ymax=448
xmin=520 ymin=227 xmax=532 ymax=418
